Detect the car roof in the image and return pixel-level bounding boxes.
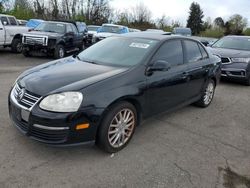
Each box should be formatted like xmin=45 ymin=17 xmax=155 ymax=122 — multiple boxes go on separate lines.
xmin=0 ymin=14 xmax=15 ymax=18
xmin=102 ymin=23 xmax=128 ymax=28
xmin=123 ymin=32 xmax=192 ymax=41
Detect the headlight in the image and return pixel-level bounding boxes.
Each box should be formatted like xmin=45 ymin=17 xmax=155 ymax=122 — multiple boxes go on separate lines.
xmin=231 ymin=58 xmax=250 ymax=63
xmin=39 ymin=92 xmax=83 ymax=112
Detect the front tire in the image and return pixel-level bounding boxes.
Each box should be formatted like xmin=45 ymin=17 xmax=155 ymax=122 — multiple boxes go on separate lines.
xmin=22 ymin=49 xmax=31 ymax=57
xmin=245 ymin=76 xmax=250 ymax=86
xmin=97 ymin=102 xmax=137 ymax=153
xmin=195 ymin=79 xmax=215 ymax=108
xmin=79 ymin=41 xmax=86 ymax=51
xmin=54 ymin=44 xmax=65 ymax=59
xmin=11 ymin=38 xmax=22 ymax=53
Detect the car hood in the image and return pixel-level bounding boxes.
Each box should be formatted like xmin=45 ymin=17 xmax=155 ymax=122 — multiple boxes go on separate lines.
xmin=207 ymin=47 xmax=250 ymax=58
xmin=23 ymin=31 xmax=63 ymax=38
xmin=18 ymin=57 xmax=128 ymax=96
xmin=94 ymin=32 xmax=120 ymax=38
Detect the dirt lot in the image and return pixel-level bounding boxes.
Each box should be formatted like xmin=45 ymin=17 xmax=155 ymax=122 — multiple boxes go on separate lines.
xmin=0 ymin=48 xmax=250 ymax=188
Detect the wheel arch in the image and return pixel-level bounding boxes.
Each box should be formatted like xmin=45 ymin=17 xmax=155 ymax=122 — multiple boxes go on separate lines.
xmin=96 ymin=96 xmax=143 ymax=140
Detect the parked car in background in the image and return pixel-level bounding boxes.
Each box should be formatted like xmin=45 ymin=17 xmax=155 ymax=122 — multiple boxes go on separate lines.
xmin=86 ymin=25 xmax=100 ymax=45
xmin=22 ymin=21 xmax=86 ymax=59
xmin=208 ymin=35 xmax=250 ymax=85
xmin=26 ymin=19 xmax=44 ymax=29
xmin=17 ymin=19 xmax=28 ymax=26
xmin=191 ymin=36 xmax=217 ymax=46
xmin=145 ymin=29 xmax=164 ymax=32
xmin=0 ymin=14 xmax=29 ymax=52
xmin=92 ymin=23 xmax=129 ymax=43
xmin=173 ymin=27 xmax=192 ymax=36
xmin=129 ymin=28 xmax=141 ymax=32
xmin=9 ymin=33 xmax=221 ymax=153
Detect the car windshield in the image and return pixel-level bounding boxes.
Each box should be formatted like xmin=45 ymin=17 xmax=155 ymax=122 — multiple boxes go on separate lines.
xmin=212 ymin=37 xmax=250 ymax=51
xmin=78 ymin=37 xmax=158 ymax=67
xmin=100 ymin=25 xmax=123 ymax=33
xmin=34 ymin=22 xmax=66 ymax=33
xmin=88 ymin=26 xmax=100 ymax=31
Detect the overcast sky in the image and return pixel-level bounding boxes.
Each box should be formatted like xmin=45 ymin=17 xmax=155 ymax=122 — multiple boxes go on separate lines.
xmin=110 ymin=0 xmax=250 ymax=26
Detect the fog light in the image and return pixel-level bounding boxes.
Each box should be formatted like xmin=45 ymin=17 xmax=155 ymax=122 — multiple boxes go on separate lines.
xmin=76 ymin=123 xmax=89 ymax=130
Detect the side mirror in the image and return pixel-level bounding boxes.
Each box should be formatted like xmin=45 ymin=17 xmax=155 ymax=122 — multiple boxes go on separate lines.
xmin=3 ymin=21 xmax=7 ymax=26
xmin=147 ymin=60 xmax=171 ymax=72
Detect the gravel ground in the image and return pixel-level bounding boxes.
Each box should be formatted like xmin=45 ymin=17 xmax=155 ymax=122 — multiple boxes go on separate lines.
xmin=0 ymin=48 xmax=250 ymax=188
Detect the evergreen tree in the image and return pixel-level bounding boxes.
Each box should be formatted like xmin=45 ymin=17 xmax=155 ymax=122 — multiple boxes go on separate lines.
xmin=186 ymin=2 xmax=204 ymax=35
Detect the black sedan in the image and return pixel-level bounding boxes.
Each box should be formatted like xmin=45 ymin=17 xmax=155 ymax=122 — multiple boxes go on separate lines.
xmin=8 ymin=33 xmax=221 ymax=152
xmin=208 ymin=35 xmax=250 ymax=85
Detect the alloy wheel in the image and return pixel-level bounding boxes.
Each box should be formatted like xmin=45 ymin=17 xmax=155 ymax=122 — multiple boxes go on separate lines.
xmin=204 ymin=82 xmax=214 ymax=105
xmin=108 ymin=108 xmax=135 ymax=148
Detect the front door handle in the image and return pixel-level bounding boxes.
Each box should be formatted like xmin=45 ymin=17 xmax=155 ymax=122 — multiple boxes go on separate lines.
xmin=0 ymin=28 xmax=3 ymax=30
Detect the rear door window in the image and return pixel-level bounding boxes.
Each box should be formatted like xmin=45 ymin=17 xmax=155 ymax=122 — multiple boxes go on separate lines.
xmin=184 ymin=40 xmax=203 ymax=63
xmin=8 ymin=17 xmax=17 ymax=25
xmin=152 ymin=39 xmax=184 ymax=67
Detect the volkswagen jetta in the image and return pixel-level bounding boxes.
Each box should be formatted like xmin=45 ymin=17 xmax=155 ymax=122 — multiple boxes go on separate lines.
xmin=9 ymin=33 xmax=221 ymax=152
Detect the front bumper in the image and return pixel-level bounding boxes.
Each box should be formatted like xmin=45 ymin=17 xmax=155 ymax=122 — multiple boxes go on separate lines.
xmin=221 ymin=63 xmax=249 ymax=81
xmin=23 ymin=44 xmax=56 ymax=54
xmin=8 ymin=91 xmax=105 ymax=146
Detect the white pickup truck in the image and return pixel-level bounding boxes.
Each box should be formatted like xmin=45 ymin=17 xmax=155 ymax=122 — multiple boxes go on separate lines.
xmin=0 ymin=14 xmax=29 ymax=52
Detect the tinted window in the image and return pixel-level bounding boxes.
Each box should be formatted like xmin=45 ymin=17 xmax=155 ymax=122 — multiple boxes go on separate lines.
xmin=8 ymin=17 xmax=17 ymax=25
xmin=198 ymin=44 xmax=208 ymax=59
xmin=184 ymin=40 xmax=202 ymax=63
xmin=153 ymin=40 xmax=183 ymax=66
xmin=66 ymin=24 xmax=73 ymax=33
xmin=35 ymin=22 xmax=66 ymax=33
xmin=1 ymin=17 xmax=9 ymax=25
xmin=71 ymin=24 xmax=78 ymax=34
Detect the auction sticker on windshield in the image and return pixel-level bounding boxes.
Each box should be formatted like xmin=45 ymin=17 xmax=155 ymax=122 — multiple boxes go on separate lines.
xmin=129 ymin=43 xmax=150 ymax=49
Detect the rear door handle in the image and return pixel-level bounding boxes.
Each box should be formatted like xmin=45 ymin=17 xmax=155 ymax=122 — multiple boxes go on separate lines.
xmin=0 ymin=28 xmax=3 ymax=30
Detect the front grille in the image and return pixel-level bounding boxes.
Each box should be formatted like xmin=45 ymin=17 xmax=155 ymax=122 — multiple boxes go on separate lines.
xmin=221 ymin=57 xmax=231 ymax=64
xmin=23 ymin=35 xmax=48 ymax=46
xmin=13 ymin=84 xmax=41 ymax=109
xmin=30 ymin=126 xmax=69 ymax=143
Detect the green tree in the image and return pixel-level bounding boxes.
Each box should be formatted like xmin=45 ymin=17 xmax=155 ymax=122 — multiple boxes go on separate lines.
xmin=243 ymin=28 xmax=250 ymax=36
xmin=186 ymin=2 xmax=204 ymax=35
xmin=214 ymin=17 xmax=224 ymax=28
xmin=225 ymin=14 xmax=247 ymax=35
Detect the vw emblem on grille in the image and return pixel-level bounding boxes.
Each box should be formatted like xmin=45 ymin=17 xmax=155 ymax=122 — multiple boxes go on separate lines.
xmin=17 ymin=88 xmax=25 ymax=101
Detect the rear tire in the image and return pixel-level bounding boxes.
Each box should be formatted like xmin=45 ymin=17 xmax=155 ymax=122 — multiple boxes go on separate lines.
xmin=195 ymin=79 xmax=215 ymax=108
xmin=11 ymin=38 xmax=22 ymax=53
xmin=54 ymin=44 xmax=65 ymax=59
xmin=97 ymin=101 xmax=137 ymax=153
